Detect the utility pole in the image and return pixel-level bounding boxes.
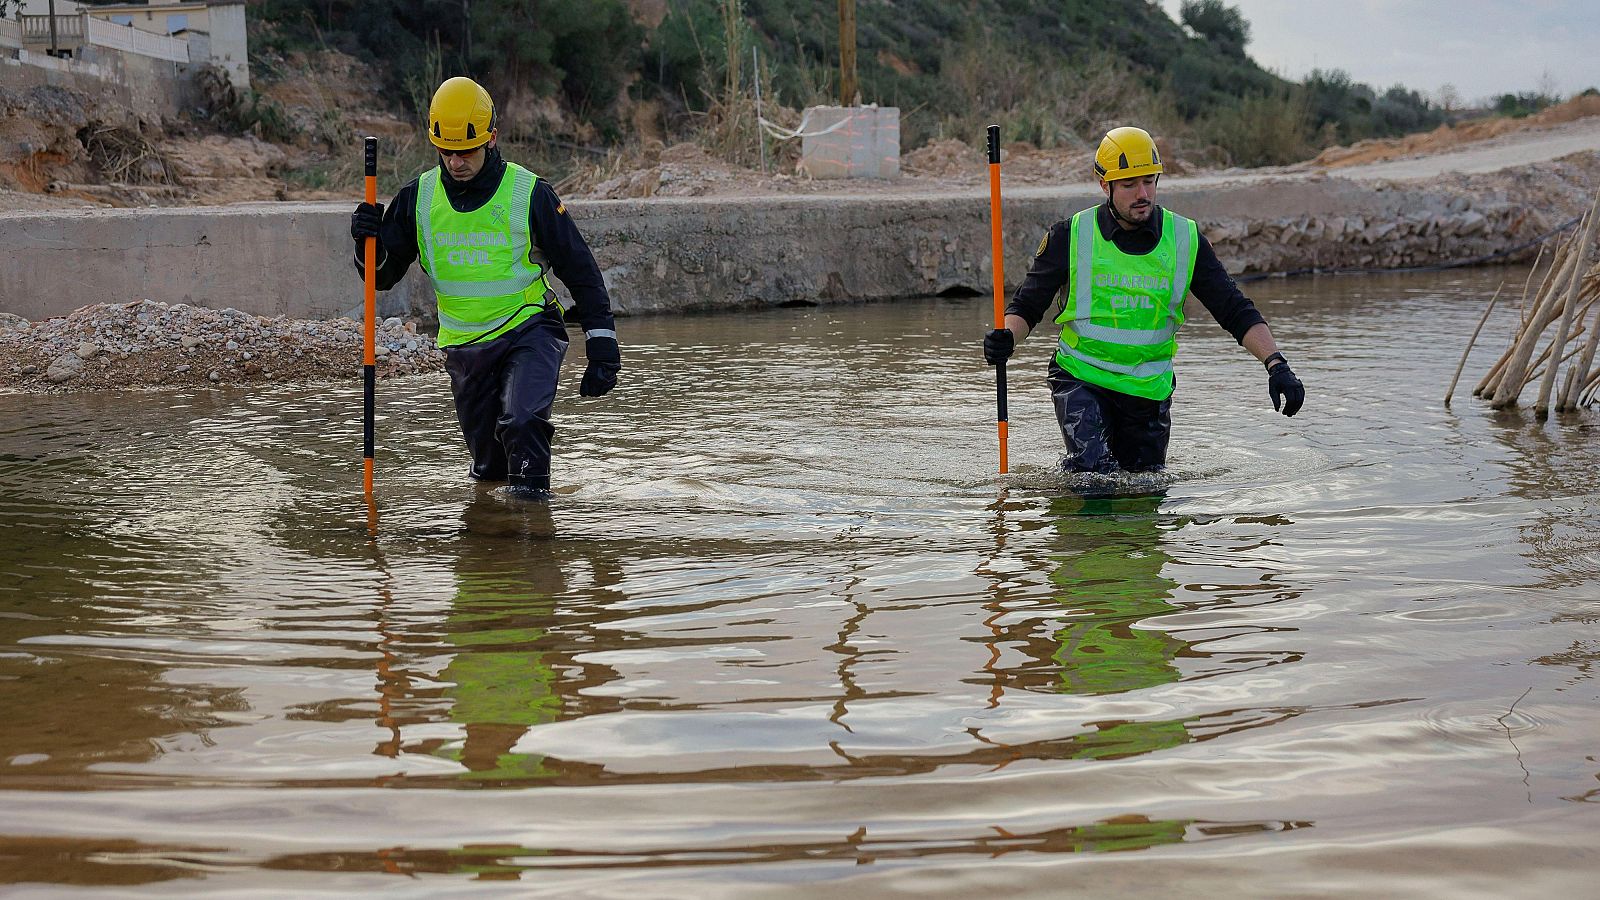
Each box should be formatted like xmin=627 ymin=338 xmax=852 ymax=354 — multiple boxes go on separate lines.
xmin=838 ymin=0 xmax=856 ymax=106
xmin=47 ymin=0 xmax=59 ymax=57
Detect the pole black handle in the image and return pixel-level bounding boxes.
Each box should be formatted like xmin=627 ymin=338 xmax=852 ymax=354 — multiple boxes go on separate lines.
xmin=996 ymin=363 xmax=1008 ymax=422
xmin=364 ymin=367 xmax=376 ymax=458
xmin=986 ymin=124 xmax=1000 ymax=165
xmin=364 ymin=136 xmax=378 ymax=178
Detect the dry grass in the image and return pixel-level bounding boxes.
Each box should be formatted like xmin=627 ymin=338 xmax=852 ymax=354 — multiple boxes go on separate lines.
xmin=933 ymin=38 xmax=1186 ymax=151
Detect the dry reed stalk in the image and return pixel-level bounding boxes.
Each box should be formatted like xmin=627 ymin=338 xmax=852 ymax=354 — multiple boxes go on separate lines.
xmin=1473 ymin=354 xmax=1508 ymax=398
xmin=1523 ymin=329 xmax=1593 ymax=391
xmin=1558 ymin=264 xmax=1600 ymax=410
xmin=1483 ymin=233 xmax=1575 ymax=396
xmin=81 ymin=124 xmax=179 ymax=186
xmin=1514 ymin=288 xmax=1600 ymax=392
xmin=1519 ymin=241 xmax=1550 ymax=328
xmin=1580 ymin=367 xmax=1600 ymax=406
xmin=1489 ymin=227 xmax=1587 ymax=407
xmin=1445 ymin=281 xmax=1503 ymax=407
xmin=1483 ymin=277 xmax=1579 ymax=400
xmin=1561 ymin=360 xmax=1582 ymax=407
xmin=1535 ymin=191 xmax=1600 ymax=416
xmin=1475 ymin=250 xmax=1566 ymax=398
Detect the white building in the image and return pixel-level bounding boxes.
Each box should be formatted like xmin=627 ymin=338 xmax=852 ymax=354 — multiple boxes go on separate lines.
xmin=84 ymin=0 xmax=248 ymax=87
xmin=13 ymin=1 xmax=86 ymax=15
xmin=13 ymin=0 xmax=248 ymax=87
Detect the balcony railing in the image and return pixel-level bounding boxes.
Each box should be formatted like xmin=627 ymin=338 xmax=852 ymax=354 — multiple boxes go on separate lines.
xmin=19 ymin=13 xmax=85 ymax=45
xmin=16 ymin=13 xmax=189 ymax=63
xmin=85 ymin=16 xmax=189 ymax=62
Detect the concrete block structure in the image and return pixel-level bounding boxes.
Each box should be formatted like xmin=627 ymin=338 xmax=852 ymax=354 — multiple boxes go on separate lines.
xmin=799 ymin=106 xmax=901 ymax=179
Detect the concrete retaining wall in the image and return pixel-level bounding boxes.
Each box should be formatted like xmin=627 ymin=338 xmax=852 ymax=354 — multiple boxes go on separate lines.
xmin=1 ymin=48 xmax=187 ymax=124
xmin=0 ymin=177 xmax=1546 ymax=325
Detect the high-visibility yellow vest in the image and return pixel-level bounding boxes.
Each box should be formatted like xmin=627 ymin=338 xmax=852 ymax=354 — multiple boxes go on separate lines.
xmin=1053 ymin=207 xmax=1198 ymax=401
xmin=416 ymin=161 xmax=563 ymax=348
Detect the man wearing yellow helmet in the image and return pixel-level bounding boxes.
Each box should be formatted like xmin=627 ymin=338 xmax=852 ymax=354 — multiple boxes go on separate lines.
xmin=983 ymin=126 xmax=1305 ymax=475
xmin=351 ymin=77 xmax=621 ymax=497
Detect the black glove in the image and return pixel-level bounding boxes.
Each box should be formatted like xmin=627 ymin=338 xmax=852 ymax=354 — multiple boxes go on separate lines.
xmin=984 ymin=328 xmax=1014 ymax=365
xmin=350 ymin=201 xmax=384 ymax=244
xmin=580 ymin=335 xmax=621 ymax=397
xmin=1268 ymin=358 xmax=1304 ymax=417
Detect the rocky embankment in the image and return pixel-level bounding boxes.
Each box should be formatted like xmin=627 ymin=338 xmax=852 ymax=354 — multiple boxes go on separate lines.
xmin=1208 ymin=190 xmax=1532 ymax=276
xmin=1198 ymin=148 xmax=1600 ymax=276
xmin=0 ymin=300 xmax=441 ymax=393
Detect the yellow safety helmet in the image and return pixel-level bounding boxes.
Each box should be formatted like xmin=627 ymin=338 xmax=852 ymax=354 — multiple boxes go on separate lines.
xmin=1093 ymin=126 xmax=1163 ymax=181
xmin=428 ymin=77 xmax=495 ymax=151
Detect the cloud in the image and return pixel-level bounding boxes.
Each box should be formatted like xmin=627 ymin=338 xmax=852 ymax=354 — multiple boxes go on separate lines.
xmin=1160 ymin=0 xmax=1600 ymax=99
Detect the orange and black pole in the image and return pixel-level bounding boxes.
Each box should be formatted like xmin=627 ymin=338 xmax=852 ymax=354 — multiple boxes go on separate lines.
xmin=362 ymin=136 xmax=378 ymax=496
xmin=987 ymin=124 xmax=1008 ymax=474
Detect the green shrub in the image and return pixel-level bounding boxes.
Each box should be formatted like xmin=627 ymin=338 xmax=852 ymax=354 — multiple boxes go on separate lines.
xmin=1180 ymin=0 xmax=1250 ymax=58
xmin=1494 ymin=91 xmax=1559 ymax=118
xmin=1200 ymin=90 xmax=1312 ymax=168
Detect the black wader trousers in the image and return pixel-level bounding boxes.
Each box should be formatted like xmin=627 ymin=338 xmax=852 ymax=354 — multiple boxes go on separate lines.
xmin=443 ymin=309 xmax=569 ymax=491
xmin=1047 ymin=361 xmax=1172 ymax=474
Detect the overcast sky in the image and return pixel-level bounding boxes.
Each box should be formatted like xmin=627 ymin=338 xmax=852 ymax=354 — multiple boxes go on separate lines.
xmin=1156 ymin=0 xmax=1600 ymax=103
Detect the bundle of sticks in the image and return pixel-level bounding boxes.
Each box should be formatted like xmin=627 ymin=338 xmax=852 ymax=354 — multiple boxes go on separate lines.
xmin=1448 ymin=191 xmax=1600 ymax=415
xmin=80 ymin=124 xmax=179 ymax=187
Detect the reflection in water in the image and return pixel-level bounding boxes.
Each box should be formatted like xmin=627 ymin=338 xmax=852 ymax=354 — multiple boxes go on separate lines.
xmin=372 ymin=493 xmax=625 ymax=786
xmin=1048 ymin=494 xmax=1183 ymax=696
xmin=0 ymin=506 xmax=249 ymax=781
xmin=5 ymin=274 xmax=1600 ymax=891
xmin=438 ymin=507 xmax=566 ymax=781
xmin=255 ymin=815 xmax=1309 ymax=877
xmin=1487 ymin=414 xmax=1600 ymax=588
xmin=0 ymin=836 xmax=210 ymax=886
xmin=444 ymin=499 xmax=579 ymax=781
xmin=975 ymin=491 xmax=1196 ymax=850
xmin=1046 ymin=493 xmax=1189 ymax=761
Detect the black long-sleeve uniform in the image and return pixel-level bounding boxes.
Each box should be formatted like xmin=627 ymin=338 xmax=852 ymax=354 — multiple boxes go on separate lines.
xmin=1006 ymin=202 xmax=1264 ymax=343
xmin=354 ymin=147 xmax=615 ymax=335
xmin=353 ymin=147 xmax=615 ymax=492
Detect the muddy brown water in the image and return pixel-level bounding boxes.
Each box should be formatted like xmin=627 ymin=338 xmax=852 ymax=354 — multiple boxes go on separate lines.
xmin=2 ymin=267 xmax=1597 ymax=896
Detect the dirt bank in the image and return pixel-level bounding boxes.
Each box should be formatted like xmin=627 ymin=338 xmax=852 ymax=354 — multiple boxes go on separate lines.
xmin=1301 ymin=95 xmax=1600 ymax=170
xmin=0 ymin=50 xmax=407 ymax=210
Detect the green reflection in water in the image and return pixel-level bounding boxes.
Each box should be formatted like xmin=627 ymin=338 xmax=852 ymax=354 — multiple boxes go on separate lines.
xmin=1047 ymin=493 xmax=1189 ymax=763
xmin=431 ymin=497 xmax=565 ymax=781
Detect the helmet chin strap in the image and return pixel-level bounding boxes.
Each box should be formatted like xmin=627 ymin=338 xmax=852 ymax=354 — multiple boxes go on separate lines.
xmin=1107 ymin=174 xmax=1158 ymax=228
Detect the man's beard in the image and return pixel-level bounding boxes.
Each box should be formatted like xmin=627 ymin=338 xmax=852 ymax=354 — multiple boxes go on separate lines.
xmin=1120 ymin=200 xmax=1152 ymax=222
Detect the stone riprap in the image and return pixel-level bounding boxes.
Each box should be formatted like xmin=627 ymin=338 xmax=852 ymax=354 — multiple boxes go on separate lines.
xmin=0 ymin=299 xmax=441 ymax=392
xmin=1204 ymin=201 xmax=1532 ymax=276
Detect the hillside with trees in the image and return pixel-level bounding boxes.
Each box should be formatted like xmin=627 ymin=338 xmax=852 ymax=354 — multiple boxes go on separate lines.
xmin=241 ymin=0 xmax=1455 ymax=176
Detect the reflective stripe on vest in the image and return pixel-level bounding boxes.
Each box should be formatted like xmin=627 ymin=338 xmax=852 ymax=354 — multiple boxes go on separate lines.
xmin=416 ymin=162 xmax=563 ymax=347
xmin=1055 ymin=341 xmax=1177 ymax=378
xmin=1054 ymin=207 xmax=1197 ymax=400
